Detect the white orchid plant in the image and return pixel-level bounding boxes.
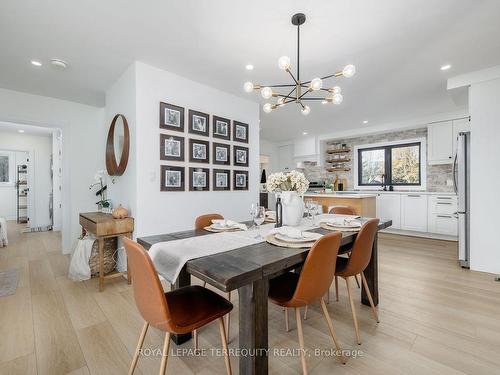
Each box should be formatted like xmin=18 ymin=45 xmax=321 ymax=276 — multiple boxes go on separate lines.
xmin=89 ymin=170 xmax=110 ymax=210
xmin=266 ymin=170 xmax=309 ymax=195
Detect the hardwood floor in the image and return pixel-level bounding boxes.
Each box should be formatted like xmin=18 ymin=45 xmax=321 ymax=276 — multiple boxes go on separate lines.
xmin=1 ymin=221 xmax=500 ymax=374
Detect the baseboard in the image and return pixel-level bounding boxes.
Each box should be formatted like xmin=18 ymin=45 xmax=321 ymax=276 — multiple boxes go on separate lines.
xmin=380 ymin=228 xmax=458 ymax=242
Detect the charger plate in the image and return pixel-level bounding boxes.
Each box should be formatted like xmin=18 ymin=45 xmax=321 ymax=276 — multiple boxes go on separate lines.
xmin=319 ymin=222 xmax=360 ymax=232
xmin=266 ymin=233 xmax=318 ymax=248
xmin=204 ymin=226 xmax=244 ymax=233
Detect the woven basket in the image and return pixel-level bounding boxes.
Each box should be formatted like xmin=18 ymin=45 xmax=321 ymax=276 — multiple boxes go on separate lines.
xmin=89 ymin=237 xmax=117 ymax=276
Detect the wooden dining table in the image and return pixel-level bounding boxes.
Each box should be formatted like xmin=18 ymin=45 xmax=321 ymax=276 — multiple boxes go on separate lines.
xmin=138 ymin=218 xmax=391 ymax=375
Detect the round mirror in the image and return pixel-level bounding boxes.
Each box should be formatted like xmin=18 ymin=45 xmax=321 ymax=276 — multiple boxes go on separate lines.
xmin=106 ymin=114 xmax=130 ymax=176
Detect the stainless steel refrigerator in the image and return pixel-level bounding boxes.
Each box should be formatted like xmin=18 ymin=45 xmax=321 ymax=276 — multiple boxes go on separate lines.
xmin=453 ymin=131 xmax=470 ymax=268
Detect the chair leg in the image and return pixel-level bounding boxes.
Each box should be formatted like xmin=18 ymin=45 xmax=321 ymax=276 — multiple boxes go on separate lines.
xmin=360 ymin=272 xmax=379 ymax=323
xmin=284 ymin=307 xmax=290 ymax=332
xmin=303 ymin=305 xmax=308 ymax=320
xmin=218 ymin=318 xmax=232 ymax=375
xmin=193 ymin=329 xmax=199 ymax=352
xmin=295 ymin=308 xmax=308 ymax=375
xmin=320 ymin=298 xmax=347 ymax=364
xmin=334 ymin=276 xmax=339 ymax=302
xmin=326 ymin=284 xmax=330 ymax=304
xmin=159 ymin=332 xmax=171 ymax=375
xmin=128 ymin=321 xmax=149 ymax=375
xmin=347 ymin=252 xmax=361 ymax=288
xmin=226 ymin=292 xmax=231 ymax=341
xmin=345 ymin=277 xmax=361 ymax=345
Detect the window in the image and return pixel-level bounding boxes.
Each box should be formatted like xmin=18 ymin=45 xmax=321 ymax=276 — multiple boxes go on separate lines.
xmin=358 ymin=142 xmax=421 ymax=186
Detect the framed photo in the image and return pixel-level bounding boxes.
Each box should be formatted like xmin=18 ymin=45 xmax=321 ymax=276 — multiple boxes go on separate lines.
xmin=233 ymin=121 xmax=249 ymax=143
xmin=160 ymin=165 xmax=185 ymax=191
xmin=233 ymin=145 xmax=249 ymax=167
xmin=189 ymin=167 xmax=210 ymax=191
xmin=213 ymin=169 xmax=230 ymax=191
xmin=233 ymin=170 xmax=249 ymax=190
xmin=188 ymin=110 xmax=209 ymax=137
xmin=160 ymin=134 xmax=184 ymax=161
xmin=212 ymin=142 xmax=230 ymax=166
xmin=189 ymin=139 xmax=210 ymax=163
xmin=213 ymin=116 xmax=231 ymax=140
xmin=0 ymin=151 xmax=14 ymax=185
xmin=160 ymin=102 xmax=184 ymax=132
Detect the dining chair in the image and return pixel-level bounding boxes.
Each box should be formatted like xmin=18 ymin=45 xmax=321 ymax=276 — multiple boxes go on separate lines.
xmin=123 ymin=238 xmax=233 ymax=375
xmin=329 ymin=206 xmax=356 ymax=215
xmin=334 ymin=218 xmax=380 ymax=345
xmin=269 ymin=232 xmax=347 ymax=374
xmin=194 ymin=213 xmax=231 ymax=344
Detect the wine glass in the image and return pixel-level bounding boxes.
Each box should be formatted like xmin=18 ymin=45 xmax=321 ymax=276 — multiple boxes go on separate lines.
xmin=310 ymin=202 xmax=319 ymax=225
xmin=253 ymin=206 xmax=266 ymax=239
xmin=249 ymin=203 xmax=258 ymax=229
xmin=305 ymin=199 xmax=313 ymax=221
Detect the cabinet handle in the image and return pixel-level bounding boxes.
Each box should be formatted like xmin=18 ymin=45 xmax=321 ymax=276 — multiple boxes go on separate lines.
xmin=437 ymin=202 xmax=452 ymax=205
xmin=437 ymin=215 xmax=452 ymax=218
xmin=436 ymin=197 xmax=452 ymax=200
xmin=407 ymin=194 xmax=421 ymax=197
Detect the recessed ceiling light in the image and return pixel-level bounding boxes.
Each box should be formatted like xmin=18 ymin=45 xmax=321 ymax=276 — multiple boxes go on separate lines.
xmin=363 ymin=120 xmax=369 ymax=124
xmin=30 ymin=60 xmax=42 ymax=67
xmin=18 ymin=129 xmax=25 ymax=133
xmin=302 ymin=131 xmax=308 ymax=136
xmin=51 ymin=59 xmax=69 ymax=70
xmin=440 ymin=64 xmax=451 ymax=71
xmin=245 ymin=64 xmax=254 ymax=71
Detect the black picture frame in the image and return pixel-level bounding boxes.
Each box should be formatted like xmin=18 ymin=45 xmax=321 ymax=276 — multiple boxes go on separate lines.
xmin=213 ymin=169 xmax=231 ymax=191
xmin=160 ymin=134 xmax=184 ymax=161
xmin=212 ymin=142 xmax=230 ymax=166
xmin=213 ymin=115 xmax=231 ymax=140
xmin=233 ymin=145 xmax=249 ymax=167
xmin=160 ymin=165 xmax=185 ymax=192
xmin=189 ymin=167 xmax=210 ymax=191
xmin=189 ymin=139 xmax=210 ymax=164
xmin=160 ymin=102 xmax=184 ymax=132
xmin=188 ymin=109 xmax=209 ymax=137
xmin=233 ymin=170 xmax=249 ymax=190
xmin=233 ymin=121 xmax=249 ymax=143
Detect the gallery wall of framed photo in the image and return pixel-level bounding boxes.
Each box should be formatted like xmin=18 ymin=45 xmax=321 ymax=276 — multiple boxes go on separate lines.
xmin=159 ymin=101 xmax=250 ymax=192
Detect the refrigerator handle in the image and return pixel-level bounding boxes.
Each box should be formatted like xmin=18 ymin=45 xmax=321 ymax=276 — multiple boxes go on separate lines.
xmin=452 ymin=153 xmax=458 ymax=194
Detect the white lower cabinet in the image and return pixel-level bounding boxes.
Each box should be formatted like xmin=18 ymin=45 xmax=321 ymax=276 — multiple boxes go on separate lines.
xmin=401 ymin=194 xmax=428 ymax=232
xmin=427 ymin=195 xmax=458 ymax=236
xmin=376 ymin=194 xmax=401 ymax=229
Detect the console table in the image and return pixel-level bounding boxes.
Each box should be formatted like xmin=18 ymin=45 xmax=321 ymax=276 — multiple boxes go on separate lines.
xmin=79 ymin=212 xmax=134 ymax=291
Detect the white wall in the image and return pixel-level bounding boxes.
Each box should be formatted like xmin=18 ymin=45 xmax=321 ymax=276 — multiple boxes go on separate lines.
xmin=111 ymin=62 xmax=260 ymax=237
xmin=0 ymin=88 xmax=106 ymax=253
xmin=260 ymin=139 xmax=280 ymax=175
xmin=0 ymin=132 xmax=51 ymax=226
xmin=469 ymin=78 xmax=500 ymax=274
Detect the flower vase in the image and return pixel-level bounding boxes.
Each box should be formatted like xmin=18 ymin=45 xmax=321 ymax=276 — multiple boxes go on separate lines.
xmin=280 ymin=191 xmax=304 ymax=226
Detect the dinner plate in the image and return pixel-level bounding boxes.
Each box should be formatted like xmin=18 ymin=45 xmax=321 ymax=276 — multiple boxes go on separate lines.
xmin=210 ymin=223 xmax=239 ymax=230
xmin=324 ymin=221 xmax=361 ymax=229
xmin=275 ymin=232 xmax=322 ymax=243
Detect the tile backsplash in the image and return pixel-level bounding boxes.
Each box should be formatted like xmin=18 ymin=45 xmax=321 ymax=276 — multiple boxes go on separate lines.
xmin=302 ymin=127 xmax=454 ymax=192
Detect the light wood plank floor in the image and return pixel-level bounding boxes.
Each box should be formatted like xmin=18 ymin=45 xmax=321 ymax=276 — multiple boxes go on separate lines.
xmin=1 ymin=221 xmax=500 ymax=374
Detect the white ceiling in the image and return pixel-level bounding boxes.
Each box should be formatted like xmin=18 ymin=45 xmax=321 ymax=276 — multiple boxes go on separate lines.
xmin=1 ymin=0 xmax=499 ymax=141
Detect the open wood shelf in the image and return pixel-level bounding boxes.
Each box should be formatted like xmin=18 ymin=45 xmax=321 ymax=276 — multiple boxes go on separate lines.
xmin=326 ymin=168 xmax=351 ymax=172
xmin=326 ymin=159 xmax=351 ymax=163
xmin=326 ymin=148 xmax=351 ymax=154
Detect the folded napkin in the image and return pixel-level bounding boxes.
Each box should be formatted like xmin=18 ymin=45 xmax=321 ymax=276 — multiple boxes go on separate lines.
xmin=266 ymin=210 xmax=276 ymax=218
xmin=269 ymin=226 xmax=305 ymax=239
xmin=320 ymin=217 xmax=362 ymax=227
xmin=211 ymin=219 xmax=248 ymax=230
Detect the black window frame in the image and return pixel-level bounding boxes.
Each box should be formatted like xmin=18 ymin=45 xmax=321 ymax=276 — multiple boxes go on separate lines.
xmin=357 ymin=142 xmax=422 ymax=187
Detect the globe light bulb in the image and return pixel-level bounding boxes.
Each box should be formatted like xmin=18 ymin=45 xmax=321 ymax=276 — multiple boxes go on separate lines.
xmin=278 ymin=56 xmax=291 ymax=71
xmin=277 ymin=97 xmax=285 ymax=106
xmin=331 ymin=86 xmax=341 ymax=94
xmin=342 ymin=64 xmax=356 ymax=78
xmin=261 ymin=87 xmax=273 ymax=99
xmin=301 ymin=105 xmax=311 ymax=115
xmin=263 ymin=103 xmax=273 ymax=113
xmin=310 ymin=77 xmax=323 ymax=91
xmin=243 ymin=81 xmax=254 ymax=93
xmin=332 ymin=93 xmax=343 ymax=104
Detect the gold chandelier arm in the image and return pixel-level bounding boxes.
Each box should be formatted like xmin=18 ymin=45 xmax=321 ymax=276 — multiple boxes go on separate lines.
xmin=286 ymin=68 xmax=299 ymax=85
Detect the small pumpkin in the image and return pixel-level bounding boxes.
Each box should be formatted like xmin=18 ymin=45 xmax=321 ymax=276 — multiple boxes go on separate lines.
xmin=112 ymin=204 xmax=129 ymax=219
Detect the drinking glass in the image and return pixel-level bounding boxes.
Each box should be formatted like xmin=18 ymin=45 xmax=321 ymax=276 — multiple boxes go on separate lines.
xmin=305 ymin=199 xmax=313 ymax=221
xmin=253 ymin=206 xmax=266 ymax=239
xmin=249 ymin=203 xmax=258 ymax=229
xmin=310 ymin=202 xmax=319 ymax=225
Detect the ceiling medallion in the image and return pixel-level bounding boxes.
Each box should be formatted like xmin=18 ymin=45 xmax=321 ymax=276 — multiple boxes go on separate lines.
xmin=244 ymin=13 xmax=356 ymax=116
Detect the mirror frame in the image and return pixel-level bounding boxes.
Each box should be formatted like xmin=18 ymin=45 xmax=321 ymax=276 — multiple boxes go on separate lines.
xmin=106 ymin=114 xmax=130 ymax=176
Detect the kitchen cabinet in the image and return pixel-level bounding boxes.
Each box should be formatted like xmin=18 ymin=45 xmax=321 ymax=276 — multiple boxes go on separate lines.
xmin=376 ymin=194 xmax=401 ymax=229
xmin=428 ymin=195 xmax=458 ymax=236
xmin=428 ymin=121 xmax=453 ymax=164
xmin=293 ymin=137 xmax=317 ymax=158
xmin=401 ymin=194 xmax=428 ymax=232
xmin=278 ymin=144 xmax=294 ymax=171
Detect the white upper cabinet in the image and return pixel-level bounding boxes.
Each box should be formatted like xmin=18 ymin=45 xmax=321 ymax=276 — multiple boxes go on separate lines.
xmin=428 ymin=121 xmax=453 ymax=164
xmin=293 ymin=136 xmax=317 ymax=158
xmin=278 ymin=144 xmax=294 ymax=171
xmin=401 ymin=194 xmax=428 ymax=232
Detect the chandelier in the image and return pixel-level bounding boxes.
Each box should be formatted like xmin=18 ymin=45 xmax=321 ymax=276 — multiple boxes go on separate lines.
xmin=243 ymin=13 xmax=356 ymax=116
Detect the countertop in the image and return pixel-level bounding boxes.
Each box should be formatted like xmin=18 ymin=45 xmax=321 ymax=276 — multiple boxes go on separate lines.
xmin=304 ymin=190 xmax=457 ymax=196
xmin=303 ymin=193 xmax=377 ymax=199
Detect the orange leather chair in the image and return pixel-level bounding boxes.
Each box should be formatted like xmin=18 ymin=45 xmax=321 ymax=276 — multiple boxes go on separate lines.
xmin=193 ymin=213 xmax=232 ymax=345
xmin=268 ymin=232 xmax=347 ymax=374
xmin=329 ymin=206 xmax=357 ymax=215
xmin=334 ymin=218 xmax=380 ymax=345
xmin=123 ymin=238 xmax=233 ymax=375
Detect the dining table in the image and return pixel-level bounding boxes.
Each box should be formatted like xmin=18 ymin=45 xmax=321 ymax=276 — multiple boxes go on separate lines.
xmin=137 ymin=217 xmax=392 ymax=375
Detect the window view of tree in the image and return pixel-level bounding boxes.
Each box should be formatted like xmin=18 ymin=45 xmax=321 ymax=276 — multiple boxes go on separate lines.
xmin=360 ymin=149 xmax=385 ymax=184
xmin=391 ymin=145 xmax=420 ymax=184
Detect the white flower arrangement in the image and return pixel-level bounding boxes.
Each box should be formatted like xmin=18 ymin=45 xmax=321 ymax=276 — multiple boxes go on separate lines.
xmin=266 ymin=170 xmax=309 ymax=195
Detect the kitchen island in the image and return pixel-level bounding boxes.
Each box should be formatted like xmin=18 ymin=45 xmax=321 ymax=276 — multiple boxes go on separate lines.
xmin=304 ymin=192 xmax=377 ymax=217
